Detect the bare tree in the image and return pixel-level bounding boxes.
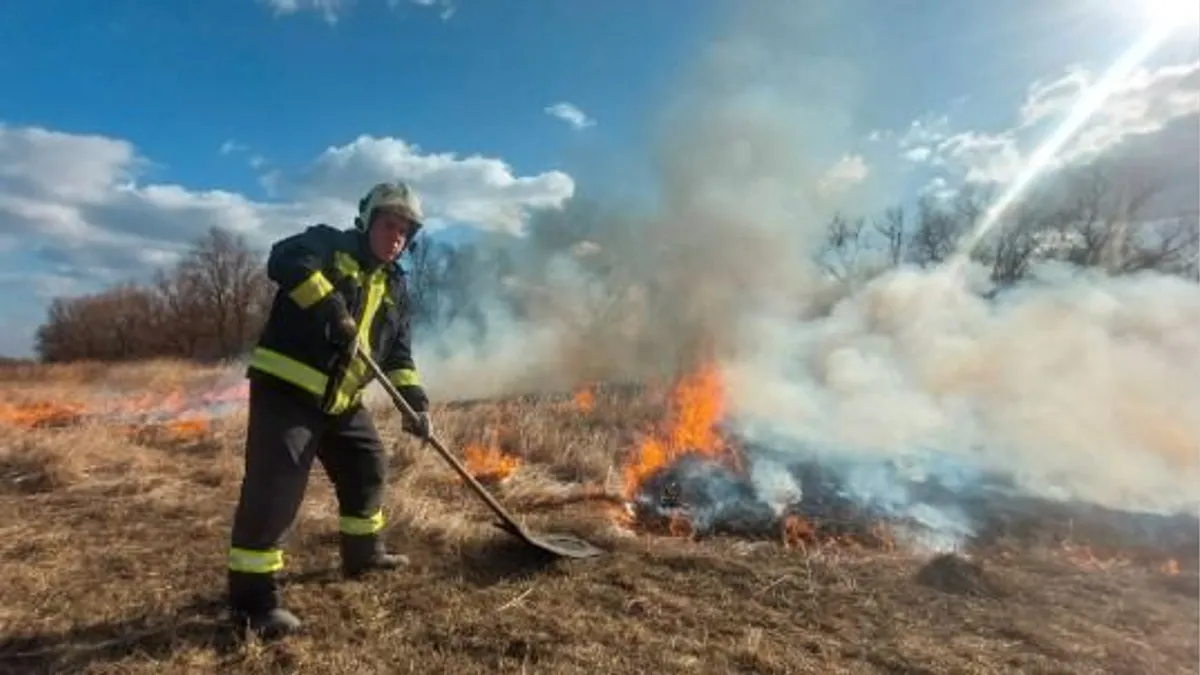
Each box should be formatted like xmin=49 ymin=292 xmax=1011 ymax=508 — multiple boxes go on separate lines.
xmin=874 ymin=207 xmax=906 ymax=267
xmin=176 ymin=227 xmax=268 ymax=358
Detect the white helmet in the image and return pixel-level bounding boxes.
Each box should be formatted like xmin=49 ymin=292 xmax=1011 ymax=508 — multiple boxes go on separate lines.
xmin=355 ymin=181 xmax=424 ymax=232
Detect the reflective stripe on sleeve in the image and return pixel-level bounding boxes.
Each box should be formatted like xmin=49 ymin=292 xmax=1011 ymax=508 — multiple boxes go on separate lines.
xmin=387 ymin=368 xmax=420 ymax=387
xmin=288 ymin=270 xmax=335 ymax=309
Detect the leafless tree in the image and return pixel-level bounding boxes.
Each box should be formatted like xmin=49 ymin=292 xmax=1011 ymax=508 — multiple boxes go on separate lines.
xmin=176 ymin=227 xmax=267 ymax=357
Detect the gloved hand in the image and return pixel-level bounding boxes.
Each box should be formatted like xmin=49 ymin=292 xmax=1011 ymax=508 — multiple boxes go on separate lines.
xmin=318 ymin=294 xmax=358 ymax=350
xmin=402 ymin=411 xmax=432 ymax=441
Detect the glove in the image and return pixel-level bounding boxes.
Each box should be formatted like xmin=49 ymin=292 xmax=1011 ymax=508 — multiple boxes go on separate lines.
xmin=317 ymin=294 xmax=358 ymax=350
xmin=403 ymin=411 xmax=432 ymax=441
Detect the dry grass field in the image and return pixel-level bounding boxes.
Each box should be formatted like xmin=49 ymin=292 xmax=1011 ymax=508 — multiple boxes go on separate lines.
xmin=0 ymin=359 xmax=1196 ymax=674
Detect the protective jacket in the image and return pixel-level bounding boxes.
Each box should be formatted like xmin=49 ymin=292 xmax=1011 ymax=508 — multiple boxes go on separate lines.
xmin=246 ymin=223 xmax=428 ymax=416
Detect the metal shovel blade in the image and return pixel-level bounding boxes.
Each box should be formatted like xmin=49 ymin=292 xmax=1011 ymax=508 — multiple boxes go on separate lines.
xmin=492 ymin=522 xmax=605 ymax=559
xmin=525 ymin=532 xmax=606 ymax=558
xmin=358 ymin=345 xmax=606 ymax=560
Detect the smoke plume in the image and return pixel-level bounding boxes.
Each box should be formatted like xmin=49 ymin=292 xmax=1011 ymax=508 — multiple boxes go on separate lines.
xmin=407 ymin=0 xmax=1200 ymax=546
xmin=412 ymin=1 xmax=862 ymax=396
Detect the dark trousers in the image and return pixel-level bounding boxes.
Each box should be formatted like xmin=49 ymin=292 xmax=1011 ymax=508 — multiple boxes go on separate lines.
xmin=227 ymin=378 xmax=387 ymax=590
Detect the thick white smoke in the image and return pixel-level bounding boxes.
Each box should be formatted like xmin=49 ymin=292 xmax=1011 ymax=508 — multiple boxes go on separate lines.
xmin=407 ymin=0 xmax=1200 ymax=547
xmin=725 ymin=262 xmax=1200 ymax=529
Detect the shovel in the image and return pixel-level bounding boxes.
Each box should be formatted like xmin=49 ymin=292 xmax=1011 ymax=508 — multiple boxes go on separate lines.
xmin=355 ymin=344 xmax=605 ymax=559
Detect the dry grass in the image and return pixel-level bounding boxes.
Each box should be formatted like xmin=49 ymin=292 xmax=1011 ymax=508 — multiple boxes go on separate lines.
xmin=0 ymin=362 xmax=1196 ymax=675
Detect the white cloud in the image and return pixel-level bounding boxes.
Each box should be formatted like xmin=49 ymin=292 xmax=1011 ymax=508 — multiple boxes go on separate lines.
xmin=544 ymin=102 xmax=596 ymax=130
xmin=903 ymin=146 xmax=932 ymax=163
xmin=219 ymin=139 xmax=247 ymax=155
xmin=0 ymin=123 xmax=575 ymax=287
xmin=937 ymin=130 xmax=1024 ymax=184
xmin=817 ymin=153 xmax=869 ymax=195
xmin=261 ymin=0 xmax=343 ymax=23
xmin=1020 ymin=61 xmax=1200 ymax=165
xmin=901 ymin=60 xmax=1200 ymax=189
xmin=898 ymin=114 xmax=951 ymax=151
xmin=292 ymin=135 xmax=575 ymax=233
xmin=261 ymin=0 xmax=456 ymax=23
xmin=404 ymin=0 xmax=456 ymax=20
xmin=0 ymin=272 xmax=88 ymax=301
xmin=920 ymin=176 xmax=957 ymax=202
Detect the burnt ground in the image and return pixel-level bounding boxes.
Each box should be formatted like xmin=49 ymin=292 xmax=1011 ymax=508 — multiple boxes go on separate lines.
xmin=0 ymin=364 xmax=1197 ymax=674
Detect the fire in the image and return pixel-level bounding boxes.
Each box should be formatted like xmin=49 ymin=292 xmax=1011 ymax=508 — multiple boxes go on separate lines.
xmin=0 ymin=400 xmax=87 ymax=429
xmin=572 ymin=386 xmax=596 ymax=413
xmin=782 ymin=515 xmax=817 ymax=548
xmin=1161 ymin=558 xmax=1180 ymax=576
xmin=0 ymin=380 xmax=246 ymax=441
xmin=462 ymin=443 xmax=521 ymax=485
xmin=780 ymin=514 xmax=897 ymax=550
xmin=163 ymin=417 xmax=210 ymax=442
xmin=621 ymin=361 xmax=731 ymax=500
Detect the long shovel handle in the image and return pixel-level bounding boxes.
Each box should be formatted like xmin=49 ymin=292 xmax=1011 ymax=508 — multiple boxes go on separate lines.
xmin=355 ymin=345 xmax=528 ymax=536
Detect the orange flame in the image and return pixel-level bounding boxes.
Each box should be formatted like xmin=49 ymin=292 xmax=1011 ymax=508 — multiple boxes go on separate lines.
xmin=573 ymin=387 xmax=596 ymax=413
xmin=463 ymin=443 xmax=521 ymax=485
xmin=0 ymin=400 xmax=87 ymax=429
xmin=1161 ymin=558 xmax=1180 ymax=576
xmin=163 ymin=417 xmax=210 ymax=442
xmin=782 ymin=515 xmax=817 ymax=549
xmin=0 ymin=380 xmax=246 ymax=440
xmin=621 ymin=361 xmax=731 ymax=500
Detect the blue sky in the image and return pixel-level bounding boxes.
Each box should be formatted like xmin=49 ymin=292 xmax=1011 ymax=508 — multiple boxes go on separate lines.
xmin=0 ymin=0 xmax=1197 ymax=357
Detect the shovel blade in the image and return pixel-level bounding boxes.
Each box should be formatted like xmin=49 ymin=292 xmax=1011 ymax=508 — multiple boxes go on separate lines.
xmin=524 ymin=532 xmax=606 ymax=559
xmin=491 ymin=522 xmax=605 ymax=559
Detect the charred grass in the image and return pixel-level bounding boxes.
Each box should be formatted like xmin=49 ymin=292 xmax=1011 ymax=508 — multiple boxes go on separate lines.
xmin=0 ymin=362 xmax=1196 ymax=674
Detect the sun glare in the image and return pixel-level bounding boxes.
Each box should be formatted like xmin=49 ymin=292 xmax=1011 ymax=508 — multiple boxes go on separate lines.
xmin=1142 ymin=0 xmax=1200 ymax=29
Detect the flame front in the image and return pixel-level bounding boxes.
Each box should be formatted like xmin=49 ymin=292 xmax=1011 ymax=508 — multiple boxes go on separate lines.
xmin=572 ymin=387 xmax=596 ymax=413
xmin=621 ymin=361 xmax=731 ymax=500
xmin=0 ymin=400 xmax=87 ymax=429
xmin=0 ymin=381 xmax=246 ymax=440
xmin=463 ymin=443 xmax=521 ymax=484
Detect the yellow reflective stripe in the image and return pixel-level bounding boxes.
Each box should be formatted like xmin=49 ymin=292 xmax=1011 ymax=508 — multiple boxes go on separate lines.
xmin=339 ymin=510 xmax=384 ymax=535
xmin=247 ymin=347 xmax=356 ymax=413
xmin=333 ymin=251 xmax=361 ymax=281
xmin=338 ymin=269 xmax=388 ymax=395
xmin=248 ymin=347 xmax=328 ymax=397
xmin=288 ymin=270 xmax=334 ymax=309
xmin=252 ymin=260 xmax=392 ymax=417
xmin=228 ymin=547 xmax=283 ymax=573
xmin=387 ymin=368 xmax=420 ymax=387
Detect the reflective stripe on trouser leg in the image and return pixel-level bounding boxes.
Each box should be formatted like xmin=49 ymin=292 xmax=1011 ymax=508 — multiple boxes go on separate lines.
xmin=339 ymin=510 xmax=385 ymax=535
xmin=229 ymin=379 xmax=324 ymax=570
xmin=318 ymin=399 xmax=388 ymax=537
xmin=228 ymin=547 xmax=284 ymax=573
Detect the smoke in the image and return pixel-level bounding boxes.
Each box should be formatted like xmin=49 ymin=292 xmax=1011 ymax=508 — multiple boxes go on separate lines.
xmin=722 ymin=261 xmax=1200 ymax=549
xmin=413 ymin=1 xmax=863 ymax=398
xmin=402 ymin=0 xmax=1200 ymax=550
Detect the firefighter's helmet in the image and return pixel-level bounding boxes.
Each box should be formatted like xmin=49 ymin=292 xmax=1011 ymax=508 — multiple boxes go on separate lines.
xmin=355 ymin=181 xmax=424 ymax=232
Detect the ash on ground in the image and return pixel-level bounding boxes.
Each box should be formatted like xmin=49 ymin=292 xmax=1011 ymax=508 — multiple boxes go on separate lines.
xmin=915 ymin=553 xmax=1010 ymax=598
xmin=625 ymin=446 xmax=1200 ymax=566
xmin=626 ymin=451 xmax=898 ymax=547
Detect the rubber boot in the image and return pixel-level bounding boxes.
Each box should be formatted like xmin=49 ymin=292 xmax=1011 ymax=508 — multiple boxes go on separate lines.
xmin=228 ymin=570 xmax=302 ymax=640
xmin=340 ymin=532 xmax=410 ymax=579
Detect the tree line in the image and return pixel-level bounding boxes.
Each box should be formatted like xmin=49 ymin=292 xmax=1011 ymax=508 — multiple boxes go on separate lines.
xmin=817 ymin=165 xmax=1198 ymax=288
xmin=31 ymin=163 xmax=1198 ymax=363
xmin=34 ymin=228 xmax=277 ymax=363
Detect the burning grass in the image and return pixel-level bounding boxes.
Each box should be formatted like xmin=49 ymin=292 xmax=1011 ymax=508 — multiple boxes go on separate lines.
xmin=0 ymin=359 xmax=1197 ymax=674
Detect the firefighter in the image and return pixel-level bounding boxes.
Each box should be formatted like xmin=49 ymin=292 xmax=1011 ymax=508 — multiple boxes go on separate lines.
xmin=226 ymin=181 xmax=433 ymax=638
